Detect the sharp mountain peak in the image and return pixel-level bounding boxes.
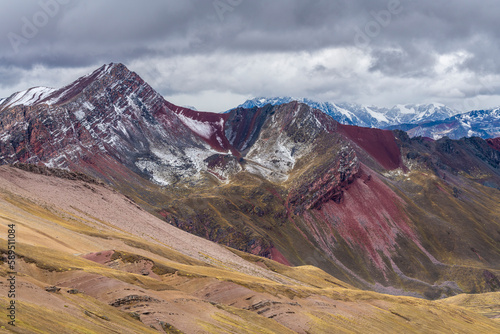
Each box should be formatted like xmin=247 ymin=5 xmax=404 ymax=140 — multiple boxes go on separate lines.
xmin=0 ymin=63 xmax=147 ymax=111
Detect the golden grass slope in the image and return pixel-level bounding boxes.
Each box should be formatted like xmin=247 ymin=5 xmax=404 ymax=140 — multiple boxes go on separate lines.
xmin=439 ymin=292 xmax=500 ymax=323
xmin=0 ymin=166 xmax=497 ymax=333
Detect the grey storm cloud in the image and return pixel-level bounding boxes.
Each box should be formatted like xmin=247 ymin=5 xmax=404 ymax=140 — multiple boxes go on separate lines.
xmin=1 ymin=0 xmax=500 ymax=111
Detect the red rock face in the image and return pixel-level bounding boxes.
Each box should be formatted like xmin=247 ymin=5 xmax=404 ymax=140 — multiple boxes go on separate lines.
xmin=165 ymin=101 xmax=238 ymax=155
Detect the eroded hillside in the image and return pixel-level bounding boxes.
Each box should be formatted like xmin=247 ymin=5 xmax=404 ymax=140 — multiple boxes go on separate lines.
xmin=0 ymin=166 xmax=498 ymax=333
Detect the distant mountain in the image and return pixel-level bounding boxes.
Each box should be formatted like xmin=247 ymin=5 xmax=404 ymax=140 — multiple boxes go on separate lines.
xmin=235 ymin=97 xmax=459 ymax=129
xmin=386 ymin=103 xmax=459 ymax=125
xmin=404 ymin=108 xmax=500 ymax=140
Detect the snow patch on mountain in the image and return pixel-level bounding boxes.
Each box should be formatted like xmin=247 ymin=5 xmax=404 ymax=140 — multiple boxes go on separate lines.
xmin=395 ymin=104 xmax=415 ymax=114
xmin=137 ymin=144 xmax=225 ymax=186
xmin=176 ymin=111 xmax=217 ymax=139
xmin=83 ymin=101 xmax=95 ymax=111
xmin=45 ymin=86 xmax=75 ymax=105
xmin=73 ymin=110 xmax=85 ymax=121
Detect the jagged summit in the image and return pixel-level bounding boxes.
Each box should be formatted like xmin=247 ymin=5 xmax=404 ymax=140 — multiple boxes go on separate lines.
xmin=37 ymin=62 xmax=138 ymax=107
xmin=0 ymin=62 xmax=206 ymax=180
xmin=0 ymin=63 xmax=133 ymax=112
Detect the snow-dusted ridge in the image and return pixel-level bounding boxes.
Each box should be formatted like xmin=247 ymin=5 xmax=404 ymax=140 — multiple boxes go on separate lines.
xmin=0 ymin=63 xmax=241 ymax=187
xmin=0 ymin=63 xmax=124 ymax=112
xmin=0 ymin=86 xmax=56 ymax=110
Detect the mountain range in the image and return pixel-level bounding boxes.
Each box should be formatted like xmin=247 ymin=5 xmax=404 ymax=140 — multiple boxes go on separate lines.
xmin=237 ymin=97 xmax=500 ymax=140
xmin=402 ymin=108 xmax=500 ymax=139
xmin=0 ymin=63 xmax=499 ymax=332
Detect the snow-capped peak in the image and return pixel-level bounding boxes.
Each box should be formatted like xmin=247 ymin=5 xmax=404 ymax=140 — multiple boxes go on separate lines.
xmin=237 ymin=96 xmax=297 ymax=109
xmin=363 ymin=106 xmax=389 ymax=123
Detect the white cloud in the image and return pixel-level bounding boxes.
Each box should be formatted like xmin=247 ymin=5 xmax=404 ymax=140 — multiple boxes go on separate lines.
xmin=168 ymin=90 xmax=251 ymax=113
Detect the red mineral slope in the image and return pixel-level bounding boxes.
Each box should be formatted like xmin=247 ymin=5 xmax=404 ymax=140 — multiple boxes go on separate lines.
xmin=338 ymin=124 xmax=404 ymax=170
xmin=487 ymin=137 xmax=500 ymax=151
xmin=302 ymin=164 xmax=438 ymax=277
xmin=270 ymin=247 xmax=292 ymax=266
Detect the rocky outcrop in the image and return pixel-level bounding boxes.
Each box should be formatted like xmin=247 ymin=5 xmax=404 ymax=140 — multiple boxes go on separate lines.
xmin=11 ymin=162 xmax=103 ymax=185
xmin=110 ymin=295 xmax=160 ymax=307
xmin=287 ymin=148 xmax=359 ymax=213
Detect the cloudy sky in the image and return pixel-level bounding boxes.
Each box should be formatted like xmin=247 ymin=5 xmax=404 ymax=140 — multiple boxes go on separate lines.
xmin=1 ymin=0 xmax=500 ymax=112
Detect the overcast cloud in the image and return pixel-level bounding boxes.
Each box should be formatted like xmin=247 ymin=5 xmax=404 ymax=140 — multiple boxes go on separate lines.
xmin=1 ymin=0 xmax=500 ymax=112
